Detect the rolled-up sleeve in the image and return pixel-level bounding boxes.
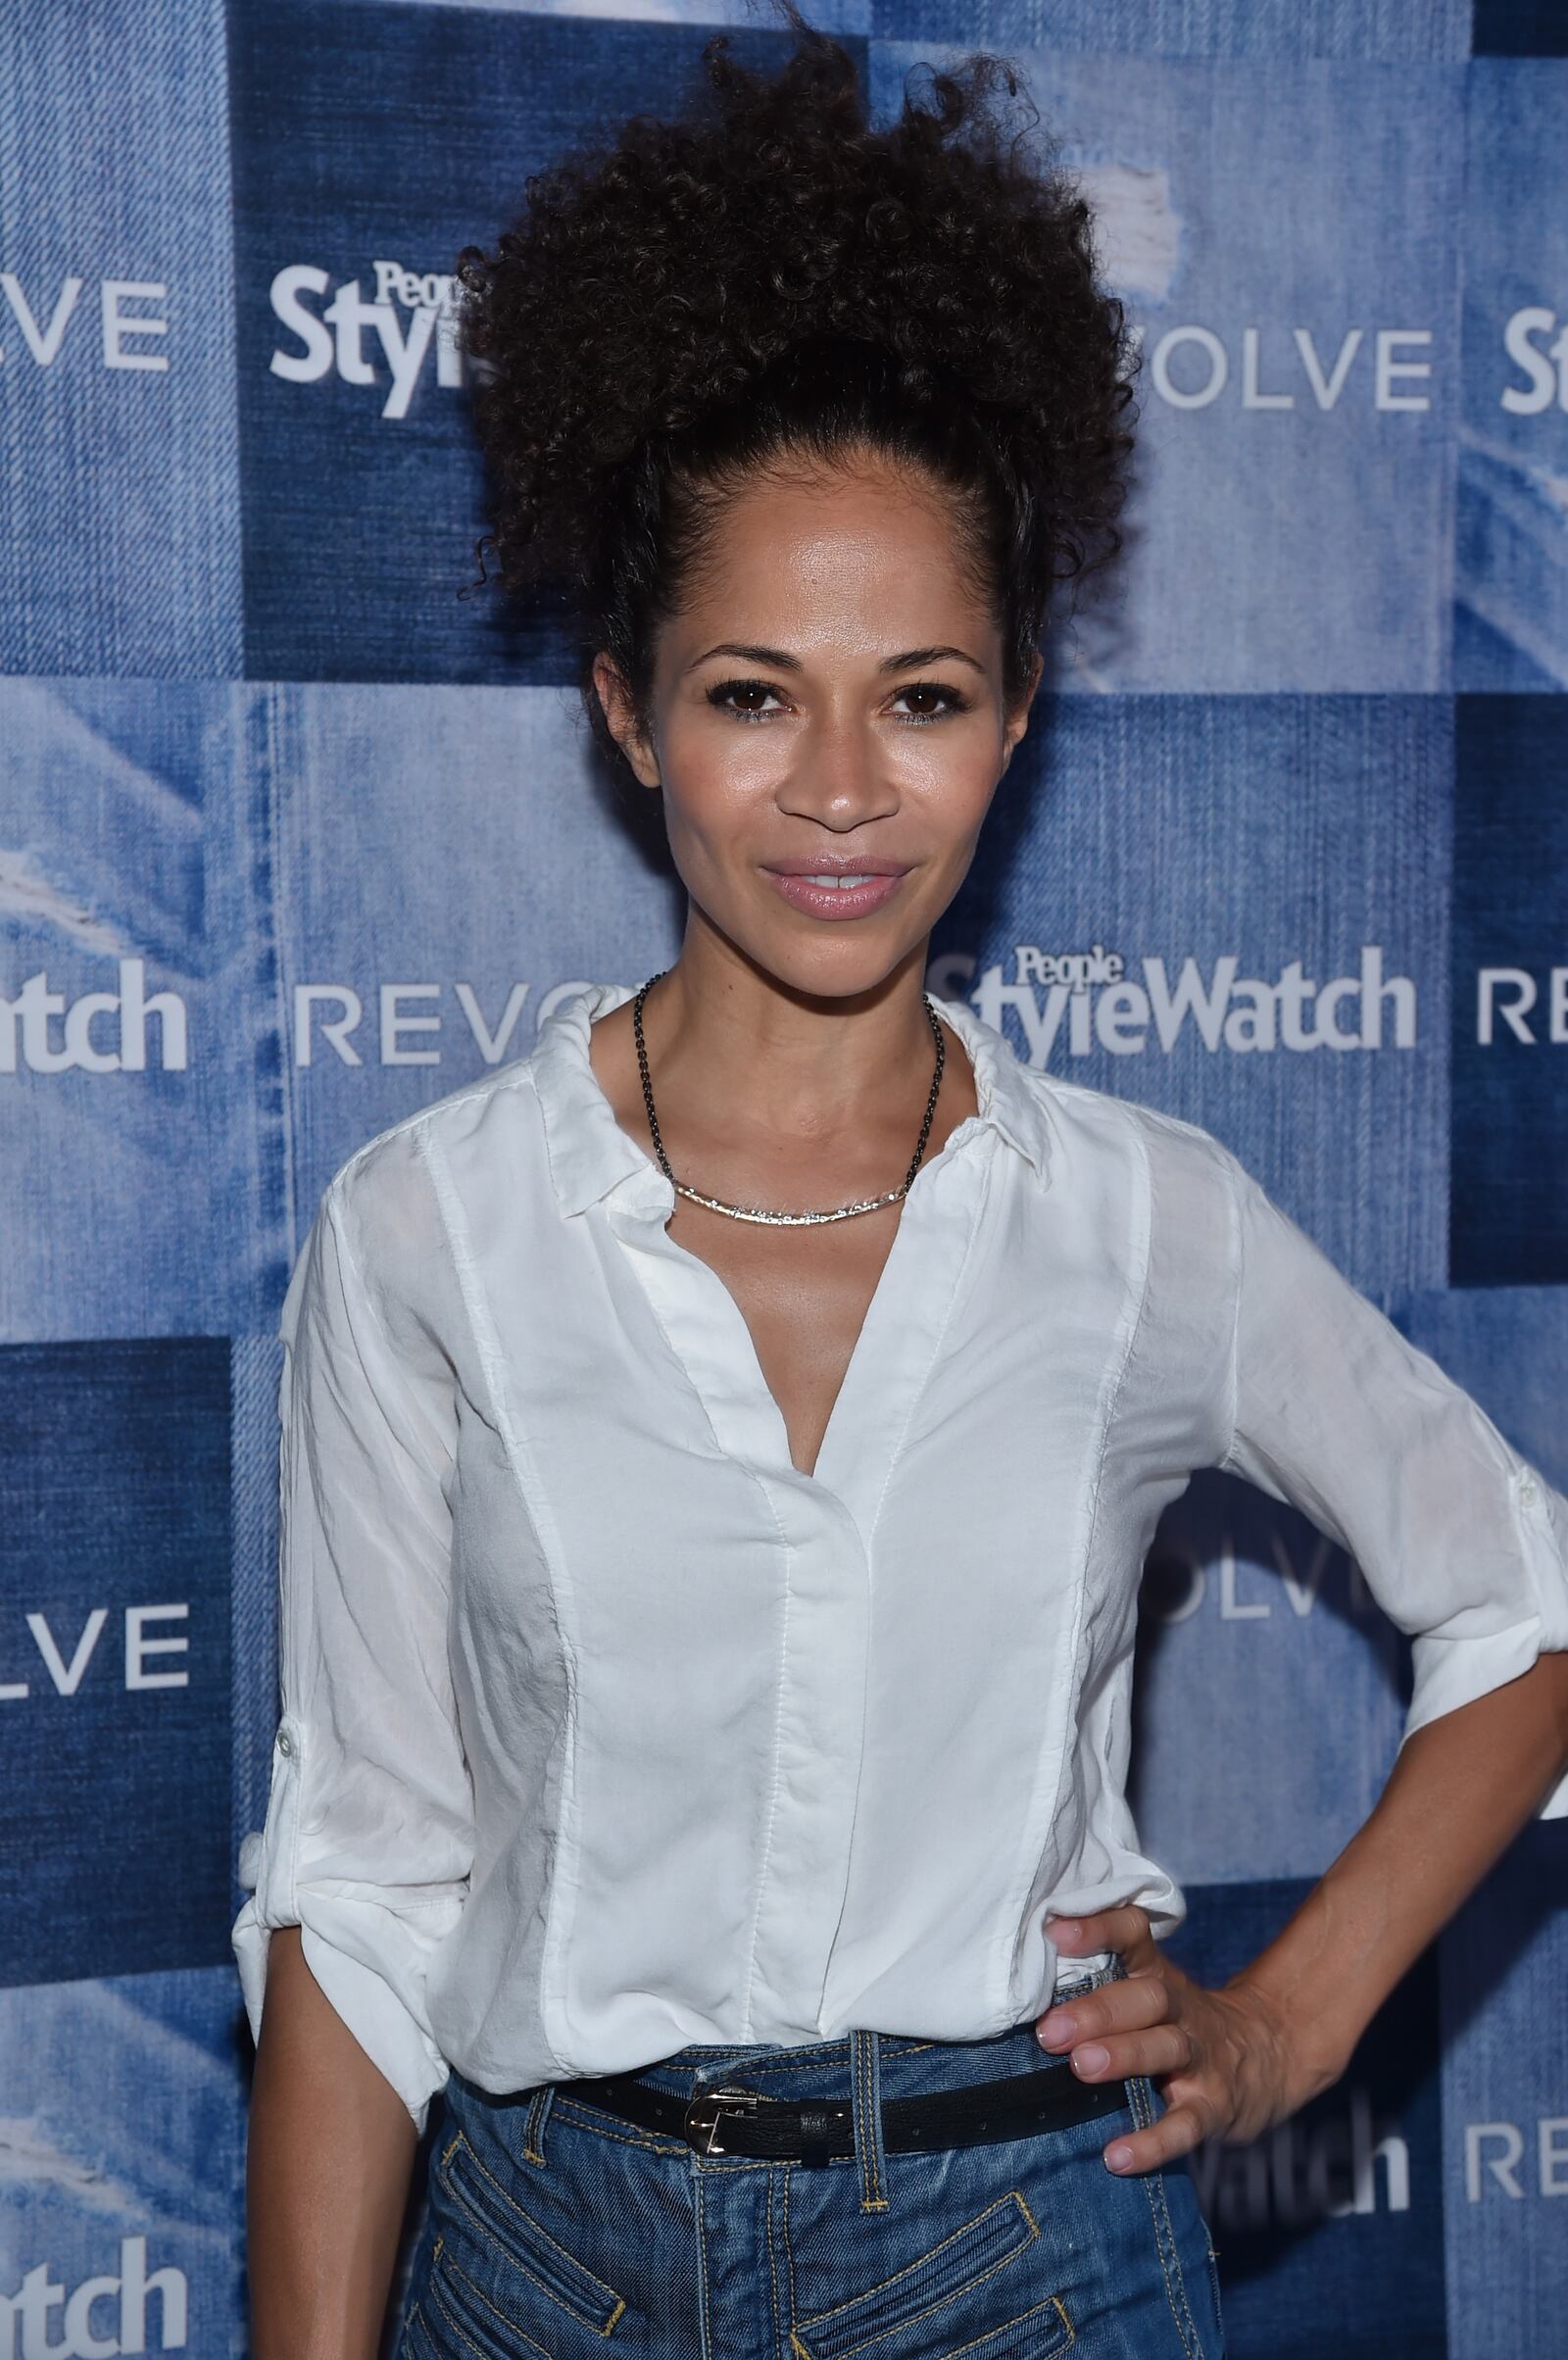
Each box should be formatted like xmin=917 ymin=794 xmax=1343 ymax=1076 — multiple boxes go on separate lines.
xmin=1218 ymin=1154 xmax=1568 ymax=1821
xmin=232 ymin=1168 xmax=471 ymax=2130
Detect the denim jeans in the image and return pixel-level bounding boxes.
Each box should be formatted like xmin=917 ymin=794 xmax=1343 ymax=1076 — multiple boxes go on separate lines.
xmin=393 ymin=1961 xmax=1226 ymax=2359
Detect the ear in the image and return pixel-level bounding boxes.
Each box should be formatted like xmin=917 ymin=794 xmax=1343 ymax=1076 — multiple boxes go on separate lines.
xmin=999 ymin=648 xmax=1045 ymax=774
xmin=592 ymin=653 xmax=662 ymax=790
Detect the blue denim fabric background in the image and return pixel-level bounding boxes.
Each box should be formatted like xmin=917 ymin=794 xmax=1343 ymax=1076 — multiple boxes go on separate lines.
xmin=1450 ymin=696 xmax=1568 ymax=1283
xmin=1 ymin=2 xmax=1564 ymax=2352
xmin=229 ymin=0 xmax=851 ymax=685
xmin=0 ymin=1340 xmax=232 ymax=1989
xmin=886 ymin=2 xmax=1473 ymax=59
xmin=0 ymin=1968 xmax=246 ymax=2356
xmin=0 ymin=0 xmax=241 ymax=677
xmin=1456 ymin=62 xmax=1568 ymax=687
xmin=871 ymin=46 xmax=1463 ymax=693
xmin=928 ymin=693 xmax=1450 ymax=1295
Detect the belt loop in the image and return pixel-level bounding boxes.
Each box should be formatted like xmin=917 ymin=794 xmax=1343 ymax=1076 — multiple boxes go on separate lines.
xmin=850 ymin=2030 xmax=889 ymax=2213
xmin=522 ymin=2083 xmax=556 ymax=2167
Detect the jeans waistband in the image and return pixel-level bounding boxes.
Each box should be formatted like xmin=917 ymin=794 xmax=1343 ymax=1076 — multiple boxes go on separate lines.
xmin=603 ymin=1958 xmax=1129 ymax=2106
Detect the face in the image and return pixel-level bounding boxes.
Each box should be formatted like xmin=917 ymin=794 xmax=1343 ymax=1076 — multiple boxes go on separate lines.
xmin=594 ymin=450 xmax=1042 ymax=1004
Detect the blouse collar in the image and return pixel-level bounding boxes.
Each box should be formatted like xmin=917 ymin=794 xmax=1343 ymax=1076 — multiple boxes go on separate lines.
xmin=532 ymin=978 xmax=1056 ymax=1220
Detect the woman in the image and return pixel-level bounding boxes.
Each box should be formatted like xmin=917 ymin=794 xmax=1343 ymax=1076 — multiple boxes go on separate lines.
xmin=234 ymin=12 xmax=1568 ymax=2357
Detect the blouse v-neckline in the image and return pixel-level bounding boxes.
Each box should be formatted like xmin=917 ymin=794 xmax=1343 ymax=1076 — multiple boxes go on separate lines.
xmin=532 ymin=980 xmax=1055 ymax=1531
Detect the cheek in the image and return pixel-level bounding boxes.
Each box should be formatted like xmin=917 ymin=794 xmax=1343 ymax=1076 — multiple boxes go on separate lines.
xmin=657 ymin=744 xmax=777 ymax=860
xmin=902 ymin=748 xmax=1003 ymax=854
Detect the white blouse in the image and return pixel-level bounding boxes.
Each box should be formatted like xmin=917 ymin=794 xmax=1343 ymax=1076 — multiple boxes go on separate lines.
xmin=232 ymin=980 xmax=1568 ymax=2132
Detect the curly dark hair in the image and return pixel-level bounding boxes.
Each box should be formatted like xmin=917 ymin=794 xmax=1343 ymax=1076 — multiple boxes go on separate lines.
xmin=455 ymin=0 xmax=1138 ymax=788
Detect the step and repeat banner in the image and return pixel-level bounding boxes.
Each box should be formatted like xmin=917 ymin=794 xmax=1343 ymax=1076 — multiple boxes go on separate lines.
xmin=3 ymin=2 xmax=1565 ymax=2353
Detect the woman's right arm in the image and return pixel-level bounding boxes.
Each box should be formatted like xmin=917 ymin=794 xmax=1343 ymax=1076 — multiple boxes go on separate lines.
xmin=247 ymin=1927 xmax=419 ymax=2360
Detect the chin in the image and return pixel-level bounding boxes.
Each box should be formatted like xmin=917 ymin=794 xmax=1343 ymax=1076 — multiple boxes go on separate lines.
xmin=749 ymin=936 xmax=916 ymax=1006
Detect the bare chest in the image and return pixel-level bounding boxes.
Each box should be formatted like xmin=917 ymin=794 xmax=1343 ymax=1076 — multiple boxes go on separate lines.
xmin=665 ymin=1201 xmax=904 ymax=1482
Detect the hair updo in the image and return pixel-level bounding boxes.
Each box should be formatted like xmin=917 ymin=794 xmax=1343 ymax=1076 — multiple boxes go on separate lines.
xmin=455 ymin=0 xmax=1138 ymax=790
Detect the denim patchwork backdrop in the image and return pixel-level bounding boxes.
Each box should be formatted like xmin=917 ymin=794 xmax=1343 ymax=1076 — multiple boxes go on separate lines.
xmin=1 ymin=1 xmax=1564 ymax=2353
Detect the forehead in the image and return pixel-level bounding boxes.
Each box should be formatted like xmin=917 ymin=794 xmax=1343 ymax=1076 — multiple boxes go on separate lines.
xmin=670 ymin=455 xmax=988 ymax=646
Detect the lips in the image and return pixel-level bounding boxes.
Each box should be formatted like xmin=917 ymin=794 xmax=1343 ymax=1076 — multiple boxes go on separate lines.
xmin=763 ymin=865 xmax=910 ymax=921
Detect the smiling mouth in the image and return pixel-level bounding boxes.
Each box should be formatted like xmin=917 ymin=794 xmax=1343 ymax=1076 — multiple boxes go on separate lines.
xmin=762 ymin=866 xmax=911 ymax=920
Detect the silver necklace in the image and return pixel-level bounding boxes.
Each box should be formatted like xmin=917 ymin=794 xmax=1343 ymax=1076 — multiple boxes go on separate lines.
xmin=632 ymin=971 xmax=946 ymax=1227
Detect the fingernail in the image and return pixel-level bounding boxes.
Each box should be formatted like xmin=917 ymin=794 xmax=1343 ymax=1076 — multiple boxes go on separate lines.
xmin=1074 ymin=2043 xmax=1109 ymax=2076
xmin=1053 ymin=1919 xmax=1083 ymax=1942
xmin=1040 ymin=2012 xmax=1076 ymax=2047
xmin=1104 ymin=2142 xmax=1134 ymax=2173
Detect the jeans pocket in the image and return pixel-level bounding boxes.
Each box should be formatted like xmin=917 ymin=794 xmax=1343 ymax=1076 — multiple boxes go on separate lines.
xmin=791 ymin=2188 xmax=1073 ymax=2360
xmin=430 ymin=2129 xmax=628 ymax=2355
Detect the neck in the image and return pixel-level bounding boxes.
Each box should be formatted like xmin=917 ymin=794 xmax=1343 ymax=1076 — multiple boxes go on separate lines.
xmin=640 ymin=918 xmax=942 ymax=1149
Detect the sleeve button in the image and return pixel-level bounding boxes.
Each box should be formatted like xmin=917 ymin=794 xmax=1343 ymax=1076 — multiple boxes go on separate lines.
xmin=277 ymin=1729 xmax=294 ymax=1757
xmin=1519 ymin=1473 xmax=1539 ymax=1507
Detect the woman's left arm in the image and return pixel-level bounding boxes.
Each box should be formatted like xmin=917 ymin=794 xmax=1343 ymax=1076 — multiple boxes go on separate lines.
xmin=1036 ymin=1145 xmax=1568 ymax=2175
xmin=1036 ymin=1643 xmax=1568 ymax=2174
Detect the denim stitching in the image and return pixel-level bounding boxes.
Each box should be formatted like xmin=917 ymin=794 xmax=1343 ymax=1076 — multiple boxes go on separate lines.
xmin=854 ymin=2031 xmax=888 ymax=2213
xmin=695 ymin=2165 xmax=712 ymax=2360
xmin=450 ymin=2129 xmax=626 ymax=2310
xmin=795 ymin=2284 xmax=1068 ymax=2360
xmin=1148 ymin=2144 xmax=1203 ymax=2360
xmin=549 ymin=2095 xmax=687 ymax=2153
xmin=430 ymin=2259 xmax=552 ymax=2360
xmin=663 ymin=2035 xmax=939 ymax=2069
xmin=764 ymin=2158 xmax=785 ymax=2353
xmin=427 ymin=2277 xmax=495 ymax=2360
xmin=442 ymin=2230 xmax=612 ymax=2352
xmin=795 ymin=2192 xmax=1037 ymax=2335
xmin=1126 ymin=2079 xmax=1202 ymax=2360
xmin=938 ymin=2294 xmax=1074 ymax=2360
xmin=521 ymin=2086 xmax=553 ymax=2168
xmin=782 ymin=2152 xmax=797 ymax=2353
xmin=440 ymin=2133 xmax=626 ymax=2332
xmin=824 ymin=2236 xmax=1039 ymax=2360
xmin=1205 ymin=2241 xmax=1226 ymax=2352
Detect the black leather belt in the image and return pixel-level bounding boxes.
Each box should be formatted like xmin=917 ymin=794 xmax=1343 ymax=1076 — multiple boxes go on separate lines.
xmin=561 ymin=2060 xmax=1132 ymax=2160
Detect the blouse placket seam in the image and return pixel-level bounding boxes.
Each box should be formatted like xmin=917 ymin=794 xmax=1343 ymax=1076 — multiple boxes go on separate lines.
xmin=859 ymin=1136 xmax=992 ymax=1555
xmin=993 ymin=1113 xmax=1155 ymax=2014
xmin=813 ymin=1139 xmax=993 ymax=2030
xmin=1218 ymin=1145 xmax=1246 ymax=1474
xmin=598 ymin=1212 xmax=798 ymax=2048
xmin=415 ymin=1120 xmax=576 ymax=2084
xmin=739 ymin=1470 xmax=797 ymax=2047
xmin=274 ymin=1361 xmax=306 ymax=1924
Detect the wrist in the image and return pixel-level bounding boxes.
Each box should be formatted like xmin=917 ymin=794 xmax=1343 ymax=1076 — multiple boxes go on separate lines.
xmin=1222 ymin=1961 xmax=1358 ymax=2109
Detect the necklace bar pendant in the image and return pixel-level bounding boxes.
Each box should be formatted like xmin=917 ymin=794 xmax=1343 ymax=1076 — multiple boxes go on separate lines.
xmin=673 ymin=1181 xmax=906 ymax=1227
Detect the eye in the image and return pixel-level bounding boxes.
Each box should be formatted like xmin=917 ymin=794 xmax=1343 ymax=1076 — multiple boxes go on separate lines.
xmin=707 ymin=677 xmax=786 ymax=723
xmin=891 ymin=680 xmax=971 ymax=725
xmin=704 ymin=676 xmax=973 ymax=726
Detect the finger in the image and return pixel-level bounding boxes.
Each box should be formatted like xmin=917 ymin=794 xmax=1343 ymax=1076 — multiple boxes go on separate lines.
xmin=1050 ymin=1902 xmax=1153 ymax=1961
xmin=1067 ymin=2023 xmax=1195 ymax=2084
xmin=1102 ymin=2099 xmax=1210 ymax=2176
xmin=1036 ymin=1974 xmax=1170 ymax=2050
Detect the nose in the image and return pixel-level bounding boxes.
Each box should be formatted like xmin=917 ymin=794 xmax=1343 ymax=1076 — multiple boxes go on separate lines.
xmin=773 ymin=712 xmax=901 ymax=833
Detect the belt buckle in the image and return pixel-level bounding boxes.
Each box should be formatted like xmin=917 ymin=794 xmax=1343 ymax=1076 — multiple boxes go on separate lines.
xmin=683 ymin=2084 xmax=762 ymax=2157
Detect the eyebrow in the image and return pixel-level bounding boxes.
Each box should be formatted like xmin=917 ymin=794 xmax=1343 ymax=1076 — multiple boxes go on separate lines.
xmin=684 ymin=641 xmax=988 ymax=677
